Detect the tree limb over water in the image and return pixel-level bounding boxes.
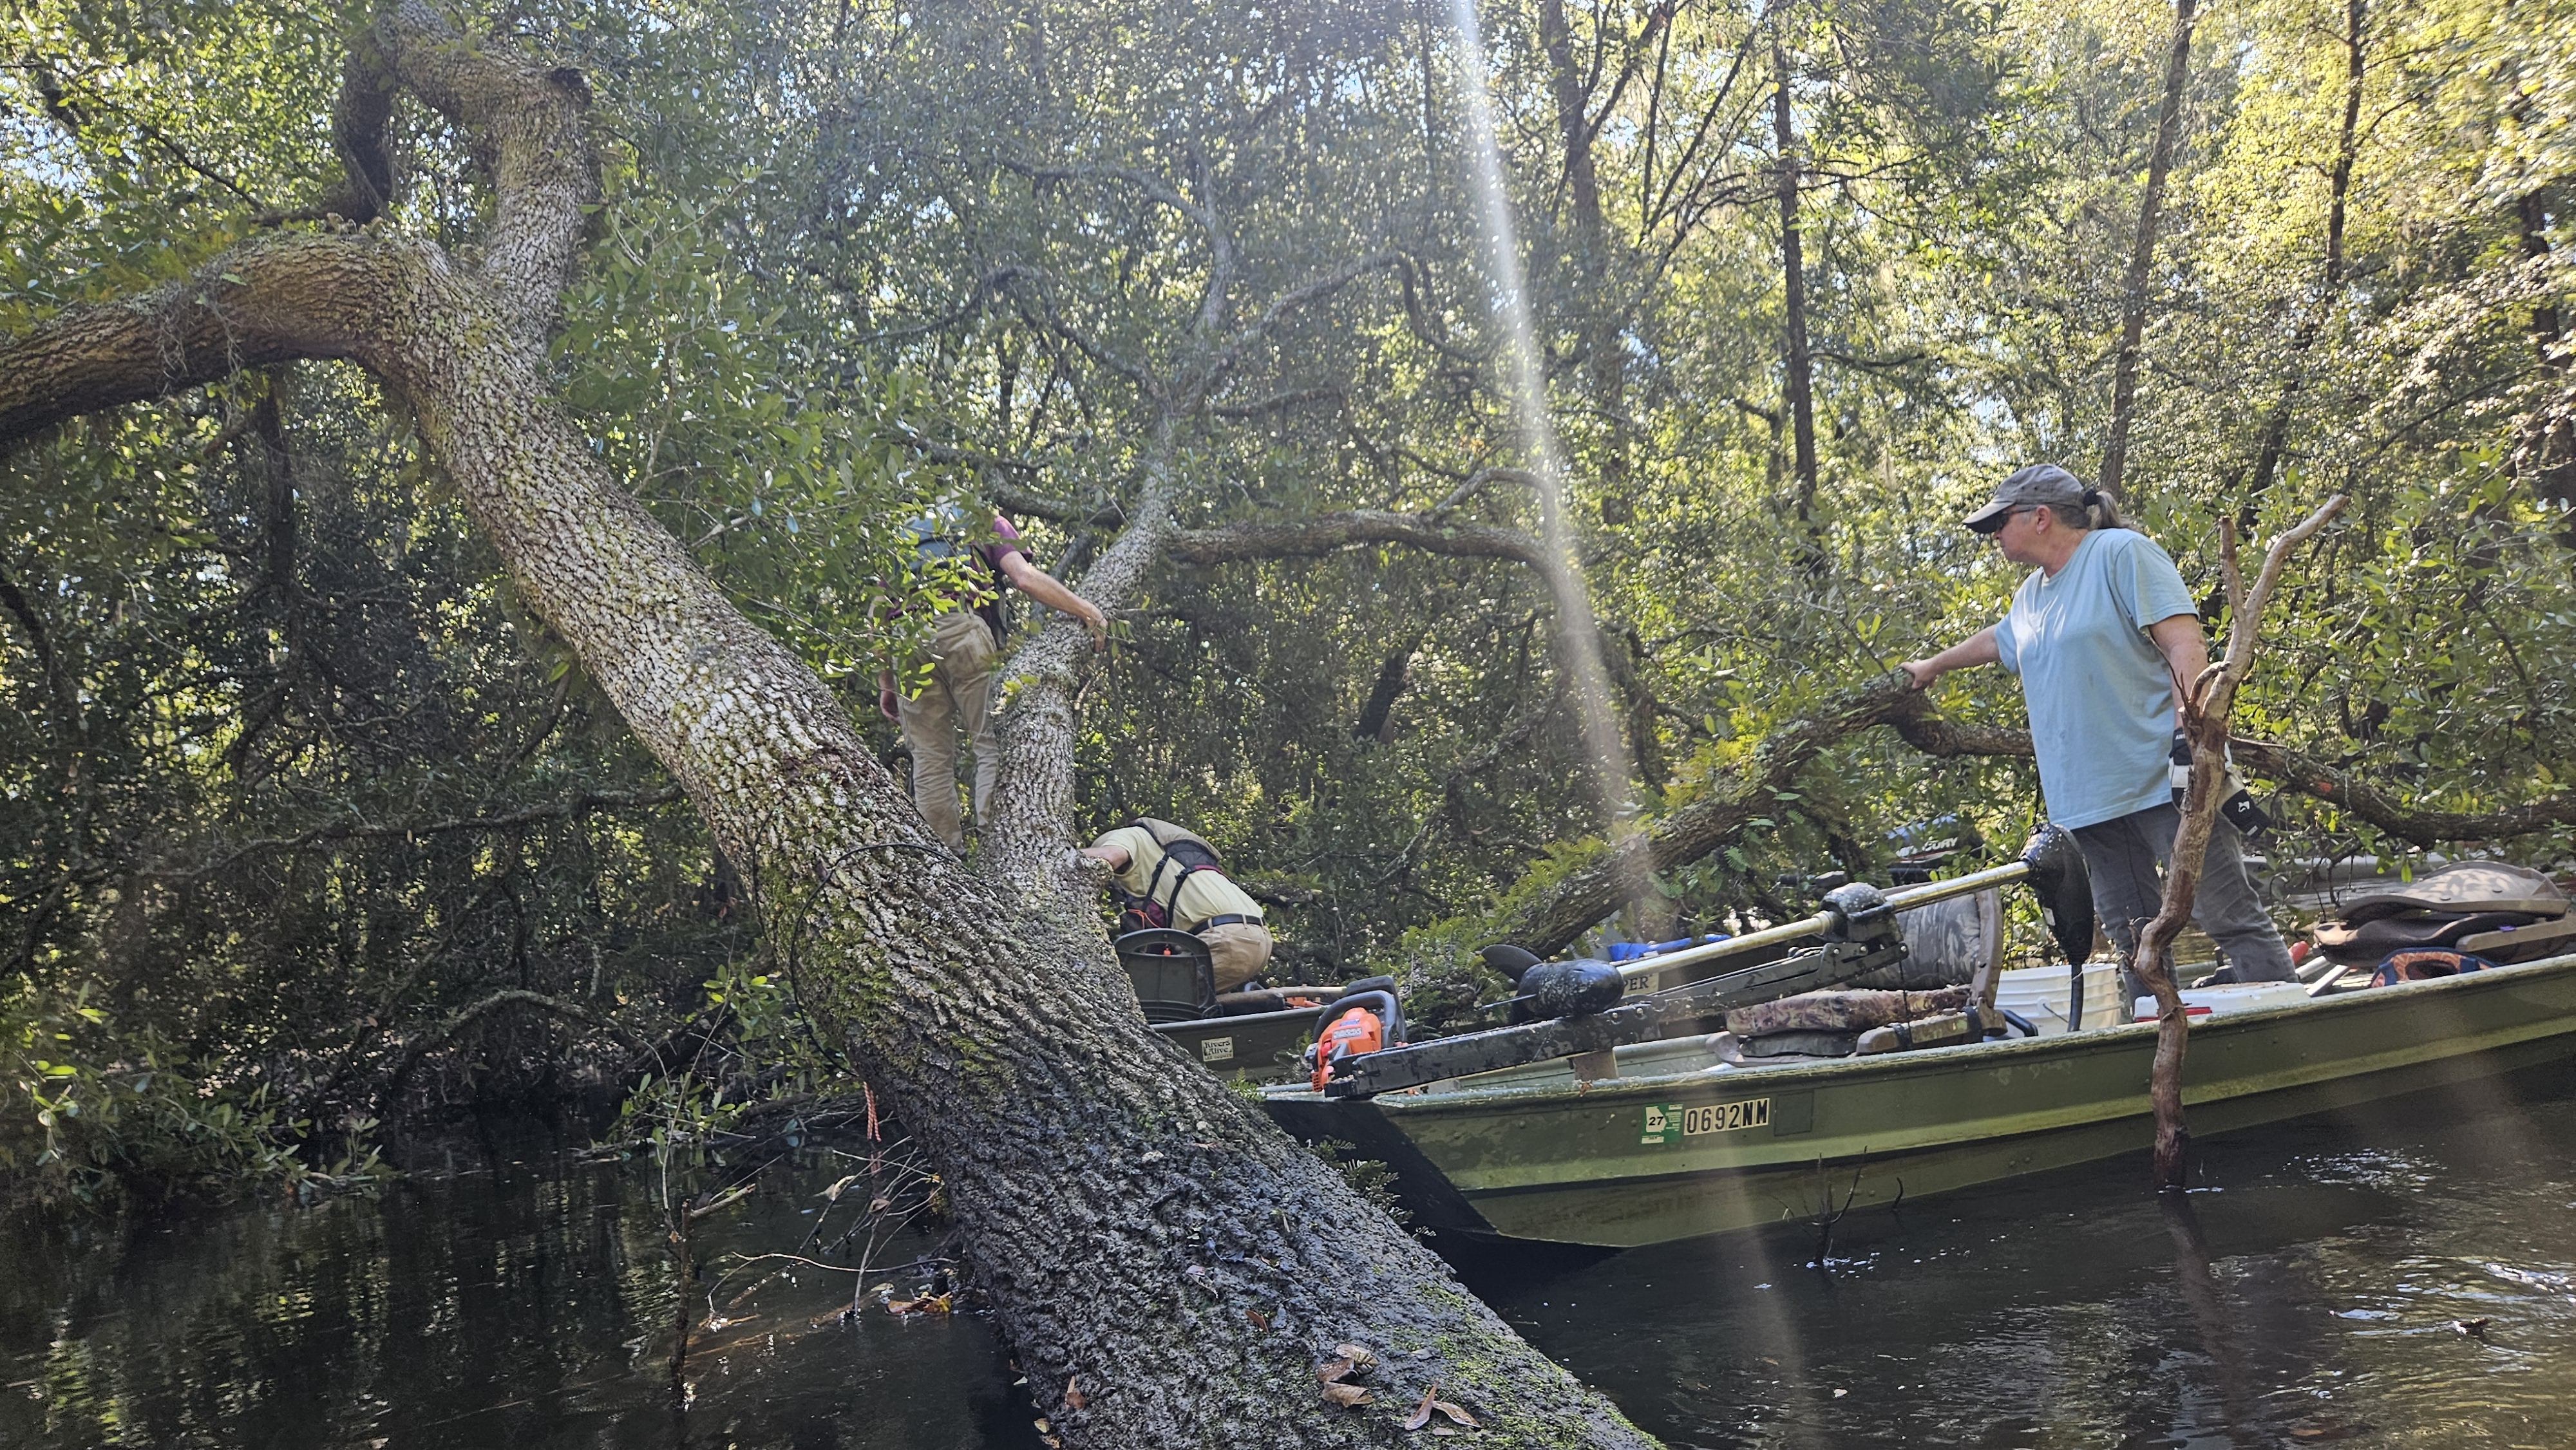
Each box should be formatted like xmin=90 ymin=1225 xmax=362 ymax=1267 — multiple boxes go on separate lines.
xmin=1894 ymin=713 xmax=2576 ymax=848
xmin=1458 ymin=663 xmax=2575 ymax=966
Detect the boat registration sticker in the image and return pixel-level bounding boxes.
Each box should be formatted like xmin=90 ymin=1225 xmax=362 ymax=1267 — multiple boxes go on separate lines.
xmin=1643 ymin=1099 xmax=1768 ymax=1144
xmin=1200 ymin=1036 xmax=1235 ymax=1064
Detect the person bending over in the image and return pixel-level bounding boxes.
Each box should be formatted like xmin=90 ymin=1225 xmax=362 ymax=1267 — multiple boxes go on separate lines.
xmin=1082 ymin=818 xmax=1273 ymax=992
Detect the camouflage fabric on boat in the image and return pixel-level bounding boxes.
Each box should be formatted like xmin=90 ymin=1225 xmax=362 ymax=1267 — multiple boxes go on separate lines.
xmin=1842 ymin=887 xmax=2002 ymax=991
xmin=1727 ymin=984 xmax=1973 ymax=1036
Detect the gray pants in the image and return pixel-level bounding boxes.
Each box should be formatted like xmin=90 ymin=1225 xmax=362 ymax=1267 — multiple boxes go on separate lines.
xmin=2070 ymin=802 xmax=2294 ymax=983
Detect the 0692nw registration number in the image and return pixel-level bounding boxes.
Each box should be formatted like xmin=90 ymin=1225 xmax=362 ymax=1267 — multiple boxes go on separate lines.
xmin=1640 ymin=1098 xmax=1769 ymax=1144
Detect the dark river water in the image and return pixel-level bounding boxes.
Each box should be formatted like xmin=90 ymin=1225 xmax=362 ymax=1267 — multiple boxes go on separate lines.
xmin=9 ymin=1064 xmax=2576 ymax=1448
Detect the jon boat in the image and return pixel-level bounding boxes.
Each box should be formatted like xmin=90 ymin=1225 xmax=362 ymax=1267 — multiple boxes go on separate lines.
xmin=1258 ymin=835 xmax=2576 ymax=1248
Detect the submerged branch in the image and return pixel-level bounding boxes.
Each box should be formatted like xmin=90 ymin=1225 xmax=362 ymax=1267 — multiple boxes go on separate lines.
xmin=2134 ymin=495 xmax=2345 ymax=1189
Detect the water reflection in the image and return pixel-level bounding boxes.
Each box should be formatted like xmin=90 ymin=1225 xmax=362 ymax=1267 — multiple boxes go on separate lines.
xmin=1460 ymin=1064 xmax=2576 ymax=1447
xmin=0 ymin=1143 xmax=1042 ymax=1449
xmin=12 ymin=1072 xmax=2576 ymax=1446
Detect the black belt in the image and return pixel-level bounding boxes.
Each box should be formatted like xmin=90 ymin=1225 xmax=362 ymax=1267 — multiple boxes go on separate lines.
xmin=1194 ymin=914 xmax=1264 ymax=932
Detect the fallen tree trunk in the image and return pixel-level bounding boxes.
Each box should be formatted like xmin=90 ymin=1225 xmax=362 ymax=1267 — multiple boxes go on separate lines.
xmin=0 ymin=8 xmax=1652 ymax=1445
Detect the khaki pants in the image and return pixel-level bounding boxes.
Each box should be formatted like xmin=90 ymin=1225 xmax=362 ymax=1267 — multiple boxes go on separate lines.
xmin=1198 ymin=921 xmax=1273 ymax=993
xmin=895 ymin=610 xmax=998 ymax=848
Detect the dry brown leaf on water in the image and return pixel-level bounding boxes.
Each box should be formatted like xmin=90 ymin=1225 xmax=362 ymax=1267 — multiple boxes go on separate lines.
xmin=1316 ymin=1357 xmax=1357 ymax=1384
xmin=1065 ymin=1378 xmax=1086 ymax=1411
xmin=1404 ymin=1386 xmax=1438 ymax=1431
xmin=1432 ymin=1399 xmax=1479 ymax=1428
xmin=1321 ymin=1381 xmax=1372 ymax=1407
xmin=1335 ymin=1341 xmax=1378 ymax=1369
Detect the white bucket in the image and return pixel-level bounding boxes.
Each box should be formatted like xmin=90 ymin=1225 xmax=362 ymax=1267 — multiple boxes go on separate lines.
xmin=1994 ymin=962 xmax=2125 ymax=1034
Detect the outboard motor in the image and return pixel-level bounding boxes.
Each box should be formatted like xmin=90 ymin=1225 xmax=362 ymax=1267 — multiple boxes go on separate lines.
xmin=2021 ymin=823 xmax=2098 ymax=1028
xmin=1516 ymin=959 xmax=1625 ymax=1018
xmin=1482 ymin=942 xmax=1624 ymax=1022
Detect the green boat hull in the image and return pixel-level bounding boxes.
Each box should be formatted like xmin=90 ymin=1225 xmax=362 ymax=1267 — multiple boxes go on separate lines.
xmin=1262 ymin=954 xmax=2576 ymax=1247
xmin=1153 ymin=1004 xmax=1321 ymax=1082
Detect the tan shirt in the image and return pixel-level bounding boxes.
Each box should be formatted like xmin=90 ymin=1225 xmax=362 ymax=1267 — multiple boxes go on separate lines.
xmin=1090 ymin=825 xmax=1262 ymax=930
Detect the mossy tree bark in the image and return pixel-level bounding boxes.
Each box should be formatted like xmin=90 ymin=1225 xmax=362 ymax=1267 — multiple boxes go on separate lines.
xmin=0 ymin=8 xmax=1653 ymax=1445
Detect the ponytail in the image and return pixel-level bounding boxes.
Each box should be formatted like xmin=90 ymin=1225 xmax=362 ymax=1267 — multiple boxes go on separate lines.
xmin=2075 ymin=487 xmax=2130 ymax=532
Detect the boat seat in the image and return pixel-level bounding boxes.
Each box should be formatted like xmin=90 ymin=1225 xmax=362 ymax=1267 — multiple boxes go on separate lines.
xmin=1114 ymin=928 xmax=1217 ymax=1024
xmin=2314 ymin=909 xmax=2545 ymax=964
xmin=1213 ymin=986 xmax=1338 ymax=1017
xmin=2336 ymin=860 xmax=2567 ymax=923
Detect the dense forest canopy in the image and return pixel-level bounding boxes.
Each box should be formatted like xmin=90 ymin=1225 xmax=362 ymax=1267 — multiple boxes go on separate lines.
xmin=3 ymin=0 xmax=2572 ymax=1210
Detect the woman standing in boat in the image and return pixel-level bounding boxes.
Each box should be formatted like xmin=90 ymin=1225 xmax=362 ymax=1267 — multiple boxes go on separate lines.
xmin=1899 ymin=464 xmax=2296 ymax=987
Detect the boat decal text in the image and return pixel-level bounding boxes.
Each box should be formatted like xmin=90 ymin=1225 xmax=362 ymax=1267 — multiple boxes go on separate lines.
xmin=1686 ymin=1099 xmax=1770 ymax=1135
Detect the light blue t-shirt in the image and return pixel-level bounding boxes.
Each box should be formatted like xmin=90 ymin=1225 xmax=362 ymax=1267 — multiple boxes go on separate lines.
xmin=1993 ymin=528 xmax=2201 ymax=830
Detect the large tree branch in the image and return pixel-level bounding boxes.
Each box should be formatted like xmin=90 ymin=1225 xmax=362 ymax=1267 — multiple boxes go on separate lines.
xmin=136 ymin=785 xmax=688 ymax=881
xmin=2135 ymin=495 xmax=2345 ymax=1187
xmin=374 ymin=0 xmax=596 ymax=336
xmin=1892 ymin=706 xmax=2576 ymax=849
xmin=0 ymin=231 xmax=396 ymax=440
xmin=1485 ymin=671 xmax=1933 ymax=956
xmin=1166 ymin=509 xmax=1547 ymax=567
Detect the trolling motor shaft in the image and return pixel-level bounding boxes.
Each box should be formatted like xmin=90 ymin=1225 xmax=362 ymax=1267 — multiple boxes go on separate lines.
xmin=1314 ymin=827 xmax=2095 ymax=1099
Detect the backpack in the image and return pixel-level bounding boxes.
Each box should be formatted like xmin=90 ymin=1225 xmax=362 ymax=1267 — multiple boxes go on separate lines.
xmin=1117 ymin=817 xmax=1226 ymax=930
xmin=905 ymin=504 xmax=1014 ymax=643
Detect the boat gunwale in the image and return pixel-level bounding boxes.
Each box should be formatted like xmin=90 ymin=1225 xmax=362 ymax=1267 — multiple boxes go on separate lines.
xmin=1263 ymin=950 xmax=2576 ymax=1115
